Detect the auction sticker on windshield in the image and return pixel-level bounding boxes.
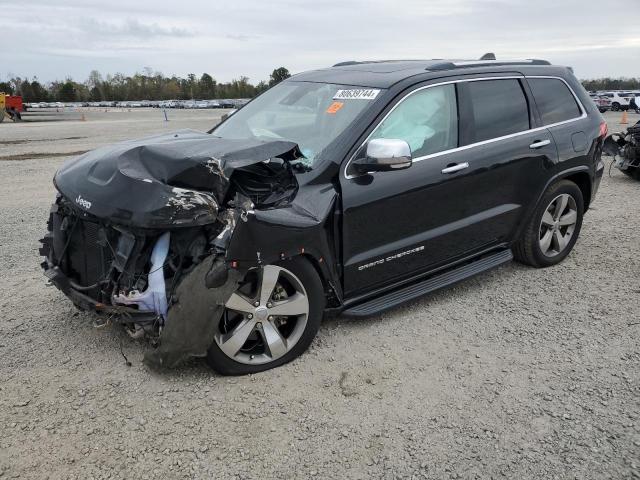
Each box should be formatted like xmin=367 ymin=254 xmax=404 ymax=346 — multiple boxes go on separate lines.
xmin=333 ymin=89 xmax=380 ymax=100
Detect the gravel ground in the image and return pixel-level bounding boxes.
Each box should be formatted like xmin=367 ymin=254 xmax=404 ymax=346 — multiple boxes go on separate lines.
xmin=0 ymin=109 xmax=638 ymax=480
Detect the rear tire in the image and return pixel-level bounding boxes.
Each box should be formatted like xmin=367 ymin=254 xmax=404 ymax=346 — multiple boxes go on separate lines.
xmin=612 ymin=102 xmax=620 ymax=112
xmin=513 ymin=180 xmax=584 ymax=268
xmin=206 ymin=257 xmax=324 ymax=375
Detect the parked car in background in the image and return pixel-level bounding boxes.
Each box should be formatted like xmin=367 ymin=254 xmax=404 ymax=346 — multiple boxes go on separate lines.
xmin=590 ymin=93 xmax=611 ymax=113
xmin=159 ymin=100 xmax=179 ymax=108
xmin=599 ymin=91 xmax=631 ymax=111
xmin=218 ymin=99 xmax=236 ymax=109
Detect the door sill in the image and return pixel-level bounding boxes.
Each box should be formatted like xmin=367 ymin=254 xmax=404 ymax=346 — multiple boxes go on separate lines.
xmin=341 ymin=249 xmax=513 ymax=318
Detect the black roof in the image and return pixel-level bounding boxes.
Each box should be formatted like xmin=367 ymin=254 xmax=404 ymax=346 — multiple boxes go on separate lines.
xmin=291 ymin=58 xmax=554 ymax=88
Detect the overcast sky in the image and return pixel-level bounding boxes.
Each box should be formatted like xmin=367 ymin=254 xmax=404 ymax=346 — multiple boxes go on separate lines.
xmin=2 ymin=0 xmax=638 ymax=84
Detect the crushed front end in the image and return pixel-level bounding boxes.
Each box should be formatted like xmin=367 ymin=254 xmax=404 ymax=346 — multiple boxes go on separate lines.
xmin=606 ymin=120 xmax=640 ymax=180
xmin=39 ymin=129 xmax=304 ymax=367
xmin=40 ymin=195 xmax=223 ymax=328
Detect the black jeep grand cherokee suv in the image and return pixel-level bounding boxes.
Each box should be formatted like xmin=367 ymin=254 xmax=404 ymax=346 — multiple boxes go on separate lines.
xmin=40 ymin=57 xmax=606 ymax=374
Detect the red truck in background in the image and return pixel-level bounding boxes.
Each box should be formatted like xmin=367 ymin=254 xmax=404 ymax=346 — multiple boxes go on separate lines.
xmin=0 ymin=93 xmax=24 ymax=122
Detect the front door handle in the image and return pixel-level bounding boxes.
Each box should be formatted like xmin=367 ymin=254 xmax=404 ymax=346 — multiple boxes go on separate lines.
xmin=529 ymin=139 xmax=551 ymax=149
xmin=441 ymin=162 xmax=469 ymax=174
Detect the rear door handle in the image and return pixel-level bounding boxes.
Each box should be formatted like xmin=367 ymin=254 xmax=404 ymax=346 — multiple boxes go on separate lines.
xmin=441 ymin=162 xmax=469 ymax=174
xmin=529 ymin=139 xmax=551 ymax=149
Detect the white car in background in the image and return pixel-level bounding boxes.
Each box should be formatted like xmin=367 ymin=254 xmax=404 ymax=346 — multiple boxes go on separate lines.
xmin=599 ymin=91 xmax=632 ymax=111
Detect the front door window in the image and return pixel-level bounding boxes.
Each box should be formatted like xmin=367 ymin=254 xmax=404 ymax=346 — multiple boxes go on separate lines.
xmin=370 ymin=84 xmax=458 ymax=157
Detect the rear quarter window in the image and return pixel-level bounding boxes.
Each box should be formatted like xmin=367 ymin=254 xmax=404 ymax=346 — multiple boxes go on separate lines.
xmin=528 ymin=78 xmax=582 ymax=125
xmin=466 ymin=79 xmax=530 ymax=143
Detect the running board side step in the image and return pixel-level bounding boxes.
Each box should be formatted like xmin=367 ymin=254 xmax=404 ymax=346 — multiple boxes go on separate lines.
xmin=341 ymin=249 xmax=513 ymax=318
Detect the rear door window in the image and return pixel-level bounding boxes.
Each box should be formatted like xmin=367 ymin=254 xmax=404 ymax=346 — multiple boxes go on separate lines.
xmin=466 ymin=79 xmax=530 ymax=143
xmin=528 ymin=78 xmax=582 ymax=125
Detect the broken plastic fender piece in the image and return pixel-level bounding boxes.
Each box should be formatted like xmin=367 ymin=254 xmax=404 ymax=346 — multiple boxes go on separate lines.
xmin=144 ymin=254 xmax=242 ymax=369
xmin=113 ymin=232 xmax=170 ymax=320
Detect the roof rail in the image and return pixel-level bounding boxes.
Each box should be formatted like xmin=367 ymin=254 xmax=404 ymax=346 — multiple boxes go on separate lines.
xmin=331 ymin=57 xmax=552 ymax=71
xmin=332 ymin=59 xmax=430 ymax=67
xmin=427 ymin=59 xmax=551 ymax=71
xmin=427 ymin=62 xmax=457 ymax=71
xmin=332 ymin=61 xmax=360 ymax=67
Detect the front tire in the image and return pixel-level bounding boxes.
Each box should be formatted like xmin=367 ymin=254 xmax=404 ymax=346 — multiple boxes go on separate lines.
xmin=513 ymin=180 xmax=584 ymax=268
xmin=206 ymin=257 xmax=324 ymax=375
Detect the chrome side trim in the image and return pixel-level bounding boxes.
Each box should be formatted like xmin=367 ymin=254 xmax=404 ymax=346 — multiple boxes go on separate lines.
xmin=343 ymin=75 xmax=587 ymax=180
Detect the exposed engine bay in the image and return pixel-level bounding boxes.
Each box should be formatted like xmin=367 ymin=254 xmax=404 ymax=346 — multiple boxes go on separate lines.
xmin=39 ymin=130 xmax=339 ymax=368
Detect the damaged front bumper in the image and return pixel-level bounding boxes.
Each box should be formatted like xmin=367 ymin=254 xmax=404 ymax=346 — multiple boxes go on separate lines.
xmin=43 ymin=265 xmax=158 ymax=322
xmin=39 ymin=193 xmax=251 ymax=368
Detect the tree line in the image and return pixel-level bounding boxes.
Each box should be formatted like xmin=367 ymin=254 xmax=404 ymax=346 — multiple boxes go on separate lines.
xmin=0 ymin=67 xmax=291 ymax=103
xmin=1 ymin=69 xmax=638 ymax=102
xmin=581 ymin=78 xmax=640 ymax=92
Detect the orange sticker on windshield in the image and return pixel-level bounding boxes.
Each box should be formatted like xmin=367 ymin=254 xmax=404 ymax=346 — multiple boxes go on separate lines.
xmin=326 ymin=101 xmax=344 ymax=114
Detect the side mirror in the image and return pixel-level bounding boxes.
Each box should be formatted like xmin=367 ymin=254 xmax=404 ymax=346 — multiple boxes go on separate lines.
xmin=352 ymin=138 xmax=412 ymax=174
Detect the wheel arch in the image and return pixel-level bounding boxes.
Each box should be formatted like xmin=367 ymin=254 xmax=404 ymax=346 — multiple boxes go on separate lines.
xmin=299 ymin=252 xmax=343 ymax=309
xmin=563 ymin=171 xmax=592 ymax=211
xmin=514 ymin=166 xmax=592 ymax=242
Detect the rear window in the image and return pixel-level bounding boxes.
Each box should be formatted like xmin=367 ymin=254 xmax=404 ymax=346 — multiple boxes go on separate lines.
xmin=467 ymin=79 xmax=530 ymax=143
xmin=528 ymin=78 xmax=582 ymax=125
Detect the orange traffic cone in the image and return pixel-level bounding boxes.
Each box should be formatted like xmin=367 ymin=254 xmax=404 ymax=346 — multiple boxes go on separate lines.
xmin=620 ymin=110 xmax=629 ymax=124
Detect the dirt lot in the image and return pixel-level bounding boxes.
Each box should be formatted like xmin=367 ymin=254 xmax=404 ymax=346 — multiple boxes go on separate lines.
xmin=0 ymin=109 xmax=638 ymax=480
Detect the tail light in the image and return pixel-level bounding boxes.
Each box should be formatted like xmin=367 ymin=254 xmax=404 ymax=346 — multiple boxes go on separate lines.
xmin=599 ymin=121 xmax=608 ymax=139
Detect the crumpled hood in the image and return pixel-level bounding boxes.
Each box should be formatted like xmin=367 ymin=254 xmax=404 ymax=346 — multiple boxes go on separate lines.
xmin=54 ymin=129 xmax=302 ymax=228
